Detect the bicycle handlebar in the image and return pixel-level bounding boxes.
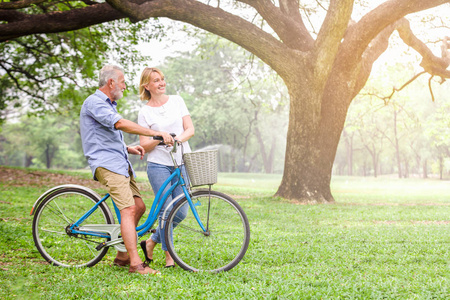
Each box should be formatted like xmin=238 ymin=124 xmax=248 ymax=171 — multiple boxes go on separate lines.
xmin=153 ymin=133 xmax=177 ymax=145
xmin=153 ymin=133 xmax=179 ymax=153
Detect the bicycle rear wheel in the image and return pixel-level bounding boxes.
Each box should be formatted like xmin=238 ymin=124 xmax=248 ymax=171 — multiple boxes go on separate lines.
xmin=32 ymin=187 xmax=114 ymax=267
xmin=165 ymin=190 xmax=250 ymax=272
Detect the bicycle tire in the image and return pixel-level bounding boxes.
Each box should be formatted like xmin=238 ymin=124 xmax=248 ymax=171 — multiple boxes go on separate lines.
xmin=32 ymin=187 xmax=114 ymax=267
xmin=164 ymin=190 xmax=250 ymax=272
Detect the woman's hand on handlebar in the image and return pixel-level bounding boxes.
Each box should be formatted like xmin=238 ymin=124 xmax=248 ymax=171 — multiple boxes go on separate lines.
xmin=159 ymin=132 xmax=175 ymax=146
xmin=153 ymin=132 xmax=177 ymax=145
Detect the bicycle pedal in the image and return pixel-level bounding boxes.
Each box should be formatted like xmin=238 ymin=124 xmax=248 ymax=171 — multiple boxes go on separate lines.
xmin=95 ymin=242 xmax=107 ymax=251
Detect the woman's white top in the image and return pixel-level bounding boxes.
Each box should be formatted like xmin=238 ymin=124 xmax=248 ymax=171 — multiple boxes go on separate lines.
xmin=138 ymin=95 xmax=192 ymax=166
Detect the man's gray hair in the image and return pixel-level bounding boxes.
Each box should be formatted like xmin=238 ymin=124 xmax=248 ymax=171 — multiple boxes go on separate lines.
xmin=99 ymin=65 xmax=124 ymax=87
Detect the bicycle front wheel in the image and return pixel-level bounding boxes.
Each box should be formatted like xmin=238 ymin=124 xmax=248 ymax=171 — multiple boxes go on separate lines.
xmin=165 ymin=190 xmax=250 ymax=272
xmin=32 ymin=187 xmax=114 ymax=267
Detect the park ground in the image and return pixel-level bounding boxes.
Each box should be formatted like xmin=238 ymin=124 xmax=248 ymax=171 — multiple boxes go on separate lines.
xmin=1 ymin=166 xmax=450 ymax=299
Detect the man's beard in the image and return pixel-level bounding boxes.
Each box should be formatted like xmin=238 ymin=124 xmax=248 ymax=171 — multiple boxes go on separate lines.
xmin=111 ymin=86 xmax=123 ymax=101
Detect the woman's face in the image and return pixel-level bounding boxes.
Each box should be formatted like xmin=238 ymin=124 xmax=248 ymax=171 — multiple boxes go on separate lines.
xmin=145 ymin=72 xmax=166 ymax=96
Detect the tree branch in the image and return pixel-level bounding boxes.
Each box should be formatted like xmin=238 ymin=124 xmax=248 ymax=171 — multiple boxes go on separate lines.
xmin=428 ymin=75 xmax=436 ymax=102
xmin=105 ymin=0 xmax=143 ymax=22
xmin=0 ymin=61 xmax=47 ymax=102
xmin=105 ymin=0 xmax=303 ymax=76
xmin=314 ymin=0 xmax=353 ymax=89
xmin=0 ymin=3 xmax=125 ymax=42
xmin=396 ymin=18 xmax=450 ymax=79
xmin=342 ymin=0 xmax=450 ymax=66
xmin=349 ymin=22 xmax=398 ymax=100
xmin=385 ymin=71 xmax=427 ymax=104
xmin=360 ymin=71 xmax=429 ymax=105
xmin=238 ymin=0 xmax=313 ymax=51
xmin=359 ymin=18 xmax=450 ymax=104
xmin=0 ymin=0 xmax=47 ymax=9
xmin=279 ymin=0 xmax=302 ymax=22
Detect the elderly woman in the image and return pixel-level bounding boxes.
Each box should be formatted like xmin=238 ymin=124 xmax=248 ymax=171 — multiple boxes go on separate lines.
xmin=137 ymin=67 xmax=194 ymax=268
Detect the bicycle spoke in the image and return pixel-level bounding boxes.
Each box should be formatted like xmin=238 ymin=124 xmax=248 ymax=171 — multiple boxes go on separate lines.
xmin=45 ymin=203 xmax=73 ymax=225
xmin=80 ymin=238 xmax=98 ymax=257
xmin=51 ymin=200 xmax=74 ymax=224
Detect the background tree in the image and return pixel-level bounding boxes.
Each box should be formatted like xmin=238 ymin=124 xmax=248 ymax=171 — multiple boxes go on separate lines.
xmin=425 ymin=102 xmax=450 ymax=180
xmin=334 ymin=56 xmax=449 ymax=179
xmin=1 ymin=0 xmax=449 ymax=202
xmin=0 ymin=115 xmax=85 ymax=169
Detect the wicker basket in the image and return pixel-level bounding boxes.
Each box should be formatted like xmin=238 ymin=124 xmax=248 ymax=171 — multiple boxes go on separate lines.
xmin=183 ymin=150 xmax=218 ymax=187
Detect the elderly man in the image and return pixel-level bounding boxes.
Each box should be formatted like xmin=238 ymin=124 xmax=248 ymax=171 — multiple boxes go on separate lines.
xmin=80 ymin=65 xmax=173 ymax=275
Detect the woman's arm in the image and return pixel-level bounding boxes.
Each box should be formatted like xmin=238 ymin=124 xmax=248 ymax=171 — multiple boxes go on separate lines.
xmin=176 ymin=115 xmax=195 ymax=143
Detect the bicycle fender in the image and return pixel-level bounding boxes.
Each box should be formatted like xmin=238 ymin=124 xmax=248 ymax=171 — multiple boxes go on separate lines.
xmin=30 ymin=184 xmax=102 ymax=216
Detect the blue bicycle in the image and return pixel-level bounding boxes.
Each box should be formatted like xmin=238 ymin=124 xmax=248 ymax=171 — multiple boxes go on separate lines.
xmin=31 ymin=138 xmax=250 ymax=272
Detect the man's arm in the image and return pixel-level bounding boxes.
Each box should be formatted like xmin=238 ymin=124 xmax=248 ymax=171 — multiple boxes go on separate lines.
xmin=115 ymin=119 xmax=173 ymax=144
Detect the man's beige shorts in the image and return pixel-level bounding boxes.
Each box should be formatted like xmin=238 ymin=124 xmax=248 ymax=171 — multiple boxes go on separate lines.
xmin=95 ymin=167 xmax=141 ymax=211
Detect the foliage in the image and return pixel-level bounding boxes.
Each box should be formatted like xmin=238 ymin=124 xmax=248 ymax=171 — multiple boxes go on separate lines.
xmin=1 ymin=169 xmax=450 ymax=298
xmin=0 ymin=10 xmax=161 ymax=123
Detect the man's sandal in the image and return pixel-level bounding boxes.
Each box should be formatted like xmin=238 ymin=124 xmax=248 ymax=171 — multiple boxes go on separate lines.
xmin=129 ymin=263 xmax=159 ymax=275
xmin=113 ymin=257 xmax=130 ymax=267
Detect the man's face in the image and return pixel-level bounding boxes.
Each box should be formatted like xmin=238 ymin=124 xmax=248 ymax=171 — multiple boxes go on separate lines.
xmin=110 ymin=71 xmax=126 ymax=101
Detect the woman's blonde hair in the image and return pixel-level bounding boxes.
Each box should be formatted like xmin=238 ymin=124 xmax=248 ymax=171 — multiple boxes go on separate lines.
xmin=139 ymin=67 xmax=165 ymax=101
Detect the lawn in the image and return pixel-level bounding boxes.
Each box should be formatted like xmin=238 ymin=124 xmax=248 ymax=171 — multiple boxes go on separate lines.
xmin=1 ymin=167 xmax=450 ymax=299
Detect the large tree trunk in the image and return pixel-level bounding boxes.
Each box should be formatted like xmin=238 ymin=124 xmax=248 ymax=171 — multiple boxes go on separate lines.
xmin=275 ymin=75 xmax=349 ymax=203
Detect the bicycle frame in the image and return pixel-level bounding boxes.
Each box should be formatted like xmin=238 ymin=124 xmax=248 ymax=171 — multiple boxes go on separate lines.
xmin=67 ymin=148 xmax=207 ymax=251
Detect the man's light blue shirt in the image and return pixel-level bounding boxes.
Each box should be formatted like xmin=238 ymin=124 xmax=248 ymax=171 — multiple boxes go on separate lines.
xmin=80 ymin=90 xmax=136 ymax=180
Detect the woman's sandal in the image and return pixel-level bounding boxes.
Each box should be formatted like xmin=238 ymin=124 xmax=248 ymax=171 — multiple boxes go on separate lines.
xmin=140 ymin=240 xmax=153 ymax=264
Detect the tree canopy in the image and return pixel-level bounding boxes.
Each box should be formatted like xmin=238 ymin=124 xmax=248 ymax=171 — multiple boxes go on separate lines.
xmin=1 ymin=0 xmax=449 ymax=203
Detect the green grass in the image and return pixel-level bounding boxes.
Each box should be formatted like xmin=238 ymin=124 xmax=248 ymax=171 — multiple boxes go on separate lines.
xmin=1 ymin=169 xmax=450 ymax=299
